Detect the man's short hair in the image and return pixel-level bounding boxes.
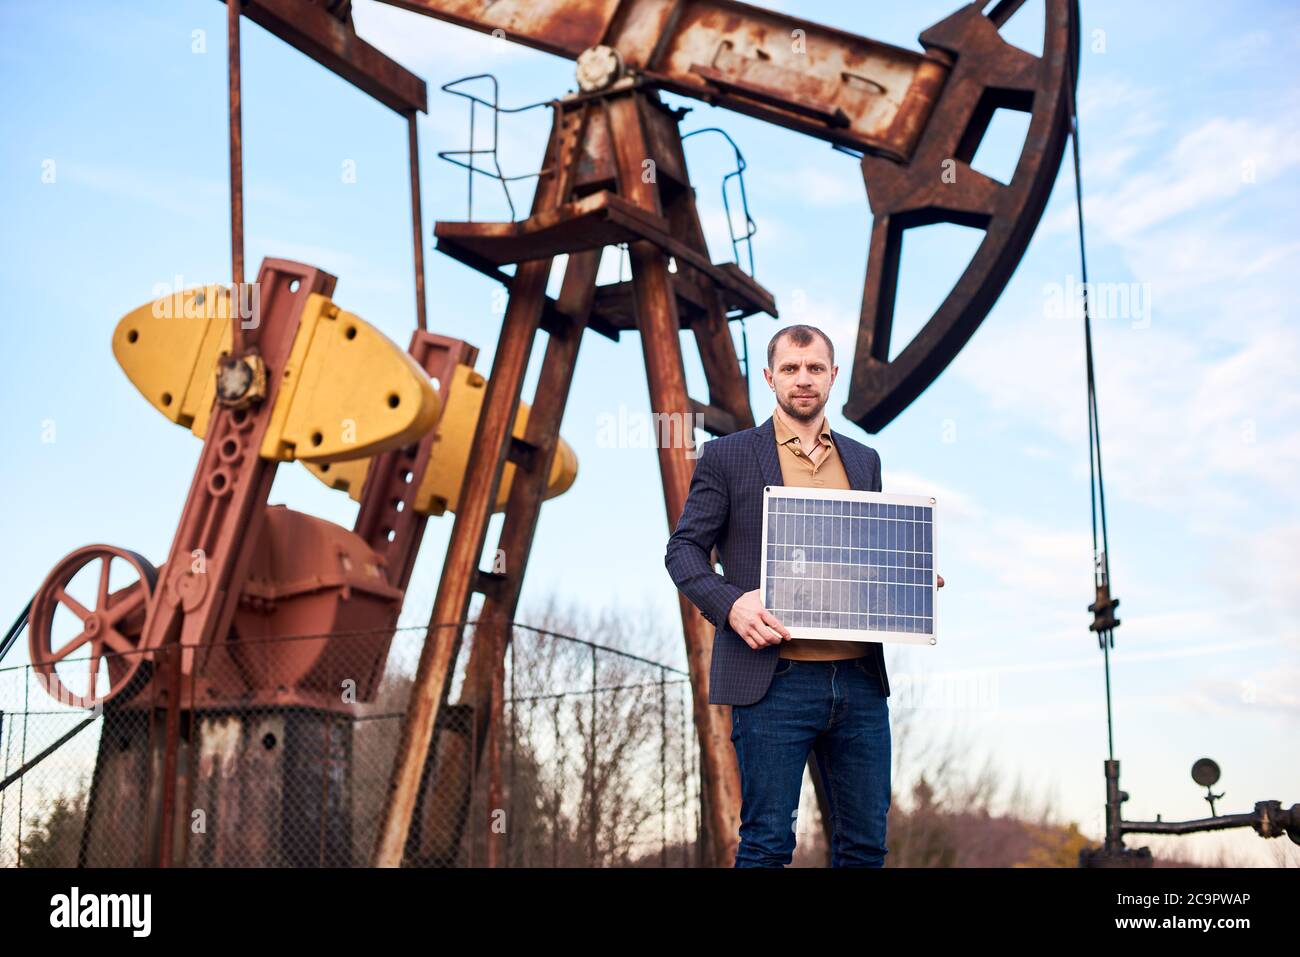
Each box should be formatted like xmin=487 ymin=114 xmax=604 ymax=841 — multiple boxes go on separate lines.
xmin=767 ymin=324 xmax=835 ymax=369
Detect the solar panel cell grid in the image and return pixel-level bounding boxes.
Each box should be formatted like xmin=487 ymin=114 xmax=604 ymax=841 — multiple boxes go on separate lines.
xmin=761 ymin=487 xmax=938 ymax=645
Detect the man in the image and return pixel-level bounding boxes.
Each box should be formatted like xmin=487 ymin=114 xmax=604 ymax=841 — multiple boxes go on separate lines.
xmin=665 ymin=324 xmax=942 ymax=867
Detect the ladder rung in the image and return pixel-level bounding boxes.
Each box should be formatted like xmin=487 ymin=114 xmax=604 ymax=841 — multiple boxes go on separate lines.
xmin=474 ymin=569 xmax=508 ymax=599
xmin=507 ymin=435 xmax=541 ymax=471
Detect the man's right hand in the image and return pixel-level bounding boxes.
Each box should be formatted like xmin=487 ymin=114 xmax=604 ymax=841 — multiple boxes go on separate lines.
xmin=727 ymin=588 xmax=790 ymax=649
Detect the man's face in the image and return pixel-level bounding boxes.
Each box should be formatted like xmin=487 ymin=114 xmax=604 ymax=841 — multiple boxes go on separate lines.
xmin=764 ymin=335 xmax=837 ymax=424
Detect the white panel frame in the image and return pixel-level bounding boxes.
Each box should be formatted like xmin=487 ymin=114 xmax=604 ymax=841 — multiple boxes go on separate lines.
xmin=760 ymin=485 xmax=938 ymax=646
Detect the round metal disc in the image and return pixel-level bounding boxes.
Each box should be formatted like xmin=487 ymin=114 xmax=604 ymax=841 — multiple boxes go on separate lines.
xmin=1191 ymin=757 xmax=1220 ymax=787
xmin=576 ymin=45 xmax=622 ymax=93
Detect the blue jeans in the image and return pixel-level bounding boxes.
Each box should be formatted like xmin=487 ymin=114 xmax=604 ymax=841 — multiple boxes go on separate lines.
xmin=730 ymin=657 xmax=891 ymax=867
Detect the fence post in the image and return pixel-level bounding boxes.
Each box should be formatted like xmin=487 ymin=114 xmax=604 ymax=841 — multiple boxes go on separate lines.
xmin=659 ymin=666 xmax=667 ymax=868
xmin=17 ymin=668 xmax=29 ymax=865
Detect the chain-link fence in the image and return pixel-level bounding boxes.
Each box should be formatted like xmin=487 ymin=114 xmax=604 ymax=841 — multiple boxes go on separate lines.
xmin=1 ymin=620 xmax=702 ymax=867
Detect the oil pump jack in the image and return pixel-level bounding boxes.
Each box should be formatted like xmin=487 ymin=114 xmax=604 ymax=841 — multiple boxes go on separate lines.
xmin=360 ymin=0 xmax=1083 ymax=867
xmin=20 ymin=0 xmax=1092 ymax=867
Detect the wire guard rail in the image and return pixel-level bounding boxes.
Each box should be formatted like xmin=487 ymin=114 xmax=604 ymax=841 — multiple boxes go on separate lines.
xmin=0 ymin=621 xmax=700 ymax=867
xmin=437 ymin=74 xmax=552 ymax=221
xmin=682 ymin=125 xmax=759 ymax=387
xmin=681 ymin=126 xmax=757 ymax=280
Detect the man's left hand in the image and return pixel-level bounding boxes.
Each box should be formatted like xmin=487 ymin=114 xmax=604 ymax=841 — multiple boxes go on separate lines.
xmin=937 ymin=575 xmax=945 ymax=588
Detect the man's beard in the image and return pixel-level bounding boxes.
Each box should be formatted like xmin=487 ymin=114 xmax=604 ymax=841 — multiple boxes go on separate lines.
xmin=776 ymin=389 xmax=827 ymax=424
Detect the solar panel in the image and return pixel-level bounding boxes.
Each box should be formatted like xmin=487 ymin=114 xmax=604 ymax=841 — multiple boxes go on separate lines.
xmin=761 ymin=485 xmax=938 ymax=646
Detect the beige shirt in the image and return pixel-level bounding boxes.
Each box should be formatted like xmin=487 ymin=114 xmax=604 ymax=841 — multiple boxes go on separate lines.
xmin=772 ymin=410 xmax=869 ymax=661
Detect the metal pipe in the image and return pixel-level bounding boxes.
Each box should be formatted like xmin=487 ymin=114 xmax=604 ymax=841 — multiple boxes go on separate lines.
xmin=1103 ymin=758 xmax=1123 ymax=852
xmin=157 ymin=645 xmax=184 ymax=867
xmin=228 ymin=0 xmax=246 ymax=354
xmin=1121 ymin=813 xmax=1260 ymax=837
xmin=0 ymin=716 xmax=96 ymax=794
xmin=406 ymin=111 xmax=427 ymax=331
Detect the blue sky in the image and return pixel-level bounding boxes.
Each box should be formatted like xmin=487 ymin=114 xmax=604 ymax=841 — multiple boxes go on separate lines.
xmin=1 ymin=0 xmax=1297 ymax=865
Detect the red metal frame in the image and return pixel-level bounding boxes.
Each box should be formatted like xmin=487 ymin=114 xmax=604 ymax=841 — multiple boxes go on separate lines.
xmin=373 ymin=88 xmax=768 ymax=867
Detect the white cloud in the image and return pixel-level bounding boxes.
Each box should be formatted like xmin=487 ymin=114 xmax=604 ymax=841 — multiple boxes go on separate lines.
xmin=880 ymin=469 xmax=980 ymax=522
xmin=1075 ymin=77 xmax=1165 ymax=143
xmin=696 ymin=204 xmax=785 ymax=264
xmin=1045 ymin=115 xmax=1300 ymax=243
xmin=951 ymin=89 xmax=1300 ymax=659
xmin=882 ymin=466 xmax=1096 ymax=650
xmin=755 ymin=164 xmax=865 ymax=209
xmin=775 ymin=290 xmax=859 ymax=354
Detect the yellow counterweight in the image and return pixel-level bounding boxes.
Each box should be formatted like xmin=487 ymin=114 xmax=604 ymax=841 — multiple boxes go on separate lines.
xmin=305 ymin=362 xmax=578 ymax=515
xmin=112 ymin=285 xmax=439 ymax=462
xmin=112 ymin=284 xmax=577 ymax=514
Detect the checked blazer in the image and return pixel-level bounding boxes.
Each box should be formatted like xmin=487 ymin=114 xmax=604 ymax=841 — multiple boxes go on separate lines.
xmin=665 ymin=414 xmax=890 ymax=706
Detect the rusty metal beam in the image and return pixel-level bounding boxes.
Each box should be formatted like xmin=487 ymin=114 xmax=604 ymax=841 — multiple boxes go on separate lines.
xmin=373 ymin=264 xmax=552 ymax=867
xmin=223 ymin=0 xmax=428 ymax=114
xmin=372 ymin=264 xmax=548 ymax=866
xmin=845 ymin=1 xmax=1078 ymax=430
xmin=462 ymin=248 xmax=600 ymax=867
xmin=605 ymin=91 xmax=741 ymax=866
xmin=661 ymin=168 xmax=758 ymax=433
xmin=157 ymin=644 xmax=184 ymax=867
xmin=381 ymin=89 xmax=749 ymax=866
xmin=377 ymin=0 xmax=1078 ymax=435
xmin=688 ymin=398 xmax=739 ymax=437
xmin=227 ymin=0 xmax=245 ymax=355
xmin=406 ymin=112 xmax=429 ymax=330
xmin=354 ymin=333 xmax=479 ymax=593
xmin=371 ymin=107 xmax=581 ymax=867
xmin=355 ymin=295 xmax=588 ymax=867
xmin=434 ymin=190 xmax=776 ymax=319
xmin=377 ymin=0 xmax=945 ymax=157
xmin=377 ymin=0 xmax=612 ymax=58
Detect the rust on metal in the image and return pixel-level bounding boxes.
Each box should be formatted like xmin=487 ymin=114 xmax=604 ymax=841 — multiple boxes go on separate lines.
xmin=846 ymin=2 xmax=1079 ymax=430
xmin=379 ymin=0 xmax=1078 ymax=434
xmin=44 ymin=262 xmax=482 ymax=866
xmin=230 ymin=0 xmax=428 ymax=114
xmin=215 ymin=352 xmax=268 ymax=407
xmin=606 ymin=91 xmax=744 ymax=863
xmin=407 ymin=112 xmax=428 ymax=331
xmin=379 ymin=0 xmax=617 ymax=60
xmin=227 ymin=0 xmax=245 ymax=355
xmin=377 ymin=82 xmax=764 ymax=867
xmin=435 ymin=190 xmax=775 ymax=318
xmin=28 ymin=546 xmax=156 ymax=709
xmin=157 ymin=644 xmax=184 ymax=867
xmin=371 ymin=103 xmax=584 ymax=867
xmin=136 ymin=261 xmax=337 ymax=680
xmin=590 ymin=264 xmax=767 ymax=332
xmin=381 ymin=0 xmax=947 ymax=159
xmin=427 ymin=247 xmax=602 ymax=866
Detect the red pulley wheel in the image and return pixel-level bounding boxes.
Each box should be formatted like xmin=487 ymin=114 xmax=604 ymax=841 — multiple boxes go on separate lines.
xmin=29 ymin=544 xmax=158 ymax=709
